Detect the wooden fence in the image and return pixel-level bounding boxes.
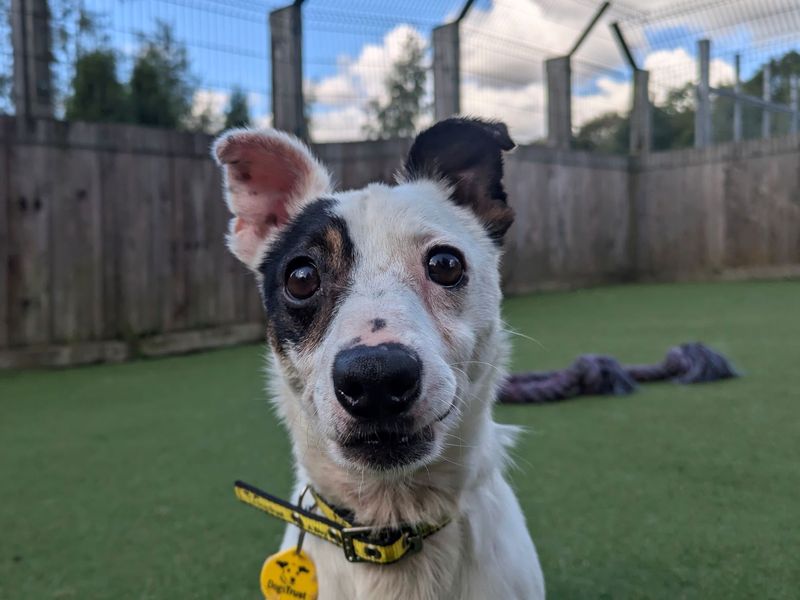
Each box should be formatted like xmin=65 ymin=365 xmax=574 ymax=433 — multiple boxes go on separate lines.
xmin=1 ymin=117 xmax=798 ymax=368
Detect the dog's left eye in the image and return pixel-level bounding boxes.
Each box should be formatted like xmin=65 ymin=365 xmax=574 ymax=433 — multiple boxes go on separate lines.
xmin=426 ymin=247 xmax=465 ymax=287
xmin=285 ymin=258 xmax=320 ymax=300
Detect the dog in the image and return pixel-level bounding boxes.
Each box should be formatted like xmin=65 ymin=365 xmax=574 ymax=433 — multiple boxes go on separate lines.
xmin=213 ymin=117 xmax=545 ymax=600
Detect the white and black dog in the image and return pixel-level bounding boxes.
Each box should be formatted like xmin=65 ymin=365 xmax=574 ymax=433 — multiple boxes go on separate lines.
xmin=213 ymin=118 xmax=545 ymax=599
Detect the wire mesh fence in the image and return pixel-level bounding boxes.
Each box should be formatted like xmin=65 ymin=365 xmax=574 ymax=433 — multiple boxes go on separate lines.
xmin=0 ymin=0 xmax=12 ymax=113
xmin=618 ymin=0 xmax=800 ymax=149
xmin=302 ymin=0 xmax=450 ymax=142
xmin=1 ymin=0 xmax=798 ymax=147
xmin=2 ymin=0 xmax=279 ymax=125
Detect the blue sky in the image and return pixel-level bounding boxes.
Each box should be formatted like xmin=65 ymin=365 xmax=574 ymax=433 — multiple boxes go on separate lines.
xmin=3 ymin=0 xmax=797 ymax=138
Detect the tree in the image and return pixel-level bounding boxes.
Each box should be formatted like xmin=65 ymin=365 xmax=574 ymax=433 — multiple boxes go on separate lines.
xmin=224 ymin=87 xmax=251 ymax=129
xmin=573 ymin=112 xmax=629 ymax=153
xmin=128 ymin=21 xmax=194 ymax=129
xmin=574 ymin=82 xmax=697 ymax=154
xmin=574 ymin=50 xmax=800 ymax=153
xmin=364 ymin=34 xmax=427 ymax=139
xmin=0 ymin=0 xmax=10 ymax=111
xmin=713 ymin=50 xmax=800 ymax=140
xmin=64 ymin=49 xmax=127 ymax=122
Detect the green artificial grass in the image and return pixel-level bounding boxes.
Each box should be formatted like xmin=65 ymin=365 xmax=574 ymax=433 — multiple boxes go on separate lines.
xmin=1 ymin=280 xmax=798 ymax=599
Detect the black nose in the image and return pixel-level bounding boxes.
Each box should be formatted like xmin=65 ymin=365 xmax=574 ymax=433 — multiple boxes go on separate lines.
xmin=333 ymin=343 xmax=421 ymax=419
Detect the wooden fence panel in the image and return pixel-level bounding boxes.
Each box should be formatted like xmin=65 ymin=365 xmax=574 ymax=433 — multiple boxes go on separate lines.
xmin=502 ymin=151 xmax=632 ymax=293
xmin=7 ymin=143 xmax=53 ymax=345
xmin=724 ymin=152 xmax=800 ymax=268
xmin=0 ymin=124 xmax=9 ymax=348
xmin=163 ymin=155 xmax=189 ymax=332
xmin=1 ymin=116 xmax=798 ymax=368
xmin=184 ymin=157 xmax=219 ymax=329
xmin=207 ymin=168 xmax=244 ymax=326
xmin=50 ymin=144 xmax=104 ymax=343
xmin=101 ymin=151 xmax=170 ymax=337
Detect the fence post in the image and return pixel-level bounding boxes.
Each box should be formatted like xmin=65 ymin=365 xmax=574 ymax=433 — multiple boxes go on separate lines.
xmin=694 ymin=39 xmax=711 ymax=148
xmin=762 ymin=63 xmax=771 ymax=139
xmin=432 ymin=22 xmax=460 ymax=121
xmin=630 ymin=69 xmax=651 ymax=155
xmin=791 ymin=75 xmax=799 ymax=135
xmin=270 ymin=1 xmax=307 ymax=139
xmin=10 ymin=0 xmax=54 ymax=119
xmin=733 ymin=54 xmax=742 ymax=142
xmin=546 ymin=56 xmax=571 ymax=150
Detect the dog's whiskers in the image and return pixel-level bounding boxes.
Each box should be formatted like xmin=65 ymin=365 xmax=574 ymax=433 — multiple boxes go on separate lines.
xmin=450 ymin=360 xmax=507 ymax=377
xmin=501 ymin=322 xmax=546 ymax=349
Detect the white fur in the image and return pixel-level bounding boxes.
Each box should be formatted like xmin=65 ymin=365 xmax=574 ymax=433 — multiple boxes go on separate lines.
xmin=275 ymin=182 xmax=544 ymax=599
xmin=217 ymin=129 xmax=545 ymax=600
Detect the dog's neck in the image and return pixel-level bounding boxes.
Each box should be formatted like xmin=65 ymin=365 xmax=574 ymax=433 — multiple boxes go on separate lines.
xmin=274 ymin=356 xmax=507 ymax=529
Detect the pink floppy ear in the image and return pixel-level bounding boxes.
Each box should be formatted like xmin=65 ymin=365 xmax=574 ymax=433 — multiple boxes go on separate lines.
xmin=212 ymin=129 xmax=331 ymax=269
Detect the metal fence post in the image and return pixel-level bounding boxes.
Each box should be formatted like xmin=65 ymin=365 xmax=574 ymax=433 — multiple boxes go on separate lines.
xmin=733 ymin=54 xmax=742 ymax=142
xmin=546 ymin=56 xmax=572 ymax=150
xmin=694 ymin=39 xmax=711 ymax=148
xmin=791 ymin=75 xmax=799 ymax=135
xmin=270 ymin=1 xmax=307 ymax=139
xmin=762 ymin=63 xmax=771 ymax=138
xmin=630 ymin=69 xmax=651 ymax=155
xmin=10 ymin=0 xmax=54 ymax=119
xmin=432 ymin=22 xmax=460 ymax=121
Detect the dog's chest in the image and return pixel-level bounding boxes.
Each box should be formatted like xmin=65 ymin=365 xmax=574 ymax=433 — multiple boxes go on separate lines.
xmin=301 ymin=521 xmax=463 ymax=600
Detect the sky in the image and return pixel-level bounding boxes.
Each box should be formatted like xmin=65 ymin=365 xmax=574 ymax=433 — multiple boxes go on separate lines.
xmin=4 ymin=0 xmax=799 ymax=141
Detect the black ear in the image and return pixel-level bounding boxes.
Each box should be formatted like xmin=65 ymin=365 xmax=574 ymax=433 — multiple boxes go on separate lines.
xmin=403 ymin=117 xmax=516 ymax=244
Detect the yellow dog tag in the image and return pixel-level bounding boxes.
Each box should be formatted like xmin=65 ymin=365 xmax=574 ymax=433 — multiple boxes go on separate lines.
xmin=260 ymin=548 xmax=318 ymax=600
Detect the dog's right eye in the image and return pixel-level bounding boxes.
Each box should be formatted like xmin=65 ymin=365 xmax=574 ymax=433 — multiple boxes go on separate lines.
xmin=285 ymin=258 xmax=320 ymax=300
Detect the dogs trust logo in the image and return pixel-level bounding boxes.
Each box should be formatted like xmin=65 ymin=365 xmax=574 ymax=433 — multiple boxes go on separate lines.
xmin=259 ymin=551 xmax=317 ymax=600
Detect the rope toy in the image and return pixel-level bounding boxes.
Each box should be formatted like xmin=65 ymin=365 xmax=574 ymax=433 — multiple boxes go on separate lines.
xmin=498 ymin=342 xmax=738 ymax=404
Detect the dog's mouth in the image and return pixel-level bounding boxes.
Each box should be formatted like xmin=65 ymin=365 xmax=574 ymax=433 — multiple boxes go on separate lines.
xmin=338 ymin=425 xmax=436 ymax=469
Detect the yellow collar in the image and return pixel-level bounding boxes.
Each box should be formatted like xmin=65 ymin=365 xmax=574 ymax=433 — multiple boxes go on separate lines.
xmin=234 ymin=480 xmax=450 ymax=565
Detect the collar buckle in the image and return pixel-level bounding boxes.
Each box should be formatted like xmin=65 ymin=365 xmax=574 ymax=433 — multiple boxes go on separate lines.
xmin=340 ymin=525 xmax=424 ymax=564
xmin=341 ymin=525 xmax=372 ymax=563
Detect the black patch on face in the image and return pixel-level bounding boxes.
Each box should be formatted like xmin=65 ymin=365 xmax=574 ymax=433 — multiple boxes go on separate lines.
xmin=370 ymin=318 xmax=386 ymax=332
xmin=259 ymin=198 xmax=355 ymax=355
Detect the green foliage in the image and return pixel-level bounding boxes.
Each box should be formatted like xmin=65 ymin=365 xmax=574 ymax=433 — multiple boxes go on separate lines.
xmin=50 ymin=1 xmax=109 ymax=112
xmin=129 ymin=21 xmax=194 ymax=129
xmin=224 ymin=87 xmax=251 ymax=129
xmin=64 ymin=50 xmax=127 ymax=122
xmin=0 ymin=0 xmax=11 ymax=110
xmin=364 ymin=34 xmax=427 ymax=139
xmin=574 ymin=82 xmax=697 ymax=154
xmin=713 ymin=50 xmax=800 ymax=141
xmin=573 ymin=112 xmax=629 ymax=153
xmin=61 ymin=20 xmax=204 ymax=130
xmin=574 ymin=50 xmax=800 ymax=153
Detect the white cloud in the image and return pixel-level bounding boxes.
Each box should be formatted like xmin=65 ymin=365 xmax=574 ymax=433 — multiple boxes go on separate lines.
xmin=187 ymin=89 xmax=228 ymax=132
xmin=310 ymin=106 xmax=370 ymax=143
xmin=645 ymin=47 xmax=735 ymax=103
xmin=573 ymin=77 xmax=632 ymax=127
xmin=309 ymin=25 xmax=427 ymax=108
xmin=304 ymin=0 xmax=742 ymax=142
xmin=461 ymin=80 xmax=547 ymax=142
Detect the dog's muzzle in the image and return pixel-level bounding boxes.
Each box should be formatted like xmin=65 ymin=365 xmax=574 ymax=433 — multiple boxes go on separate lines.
xmin=332 ymin=343 xmax=436 ymax=468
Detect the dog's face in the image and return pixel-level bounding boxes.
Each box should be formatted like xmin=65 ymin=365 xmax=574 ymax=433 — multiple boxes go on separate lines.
xmin=275 ymin=560 xmax=310 ymax=586
xmin=214 ymin=118 xmax=515 ymax=473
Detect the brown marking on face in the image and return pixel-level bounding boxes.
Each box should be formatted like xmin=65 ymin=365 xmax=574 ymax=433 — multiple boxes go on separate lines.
xmin=260 ymin=199 xmax=355 ymax=358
